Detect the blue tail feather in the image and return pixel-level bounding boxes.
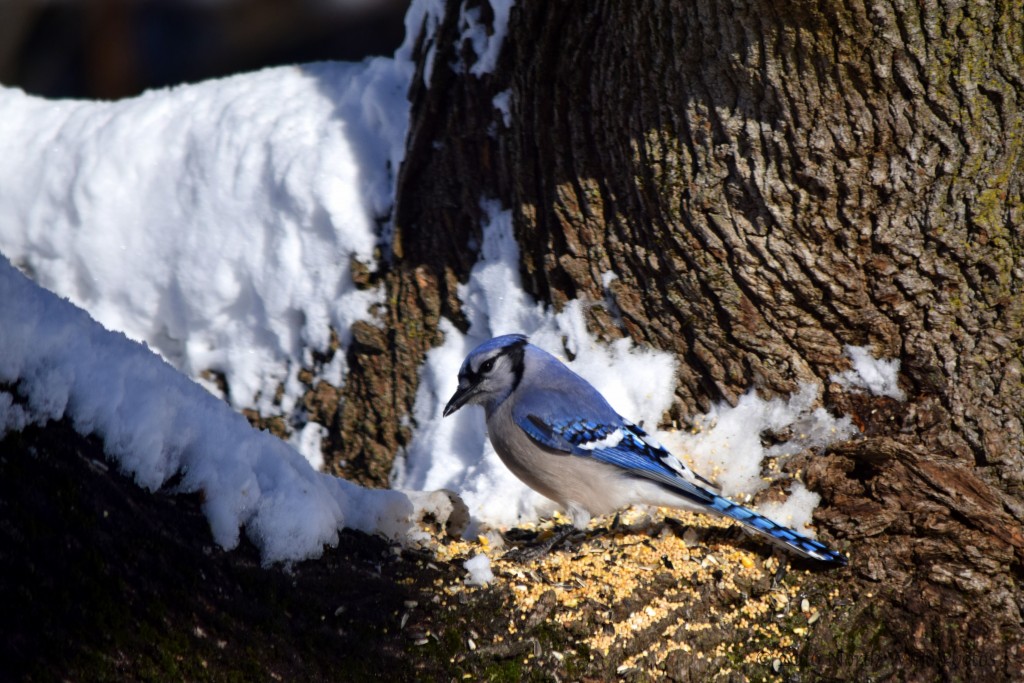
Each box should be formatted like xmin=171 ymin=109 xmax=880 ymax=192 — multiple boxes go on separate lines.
xmin=709 ymin=495 xmax=847 ymax=566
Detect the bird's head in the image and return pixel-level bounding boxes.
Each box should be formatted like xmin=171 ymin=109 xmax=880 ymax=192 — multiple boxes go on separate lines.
xmin=443 ymin=334 xmax=528 ymax=417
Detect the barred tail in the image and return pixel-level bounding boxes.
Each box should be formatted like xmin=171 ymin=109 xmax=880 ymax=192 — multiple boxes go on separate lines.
xmin=710 ymin=495 xmax=848 ymax=566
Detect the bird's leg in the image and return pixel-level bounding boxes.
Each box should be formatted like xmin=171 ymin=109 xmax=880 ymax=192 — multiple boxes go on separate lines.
xmin=769 ymin=552 xmax=789 ymax=588
xmin=608 ymin=512 xmax=621 ymax=531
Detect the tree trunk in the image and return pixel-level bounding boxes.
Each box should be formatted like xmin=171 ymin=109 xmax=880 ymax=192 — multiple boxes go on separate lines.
xmin=335 ymin=0 xmax=1024 ymax=676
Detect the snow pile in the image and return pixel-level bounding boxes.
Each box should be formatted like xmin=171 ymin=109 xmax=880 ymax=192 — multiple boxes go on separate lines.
xmin=395 ymin=200 xmax=855 ymax=536
xmin=0 ymin=61 xmax=403 ymax=433
xmin=830 ymin=345 xmax=906 ymax=400
xmin=0 ymin=257 xmax=430 ymax=565
xmin=661 ymin=384 xmax=855 ymax=536
xmin=667 ymin=384 xmax=855 ymax=498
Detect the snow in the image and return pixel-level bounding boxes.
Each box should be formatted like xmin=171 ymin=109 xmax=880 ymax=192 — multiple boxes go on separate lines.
xmin=491 ymin=90 xmax=512 ymax=127
xmin=830 ymin=345 xmax=906 ymax=400
xmin=463 ymin=553 xmax=494 ymax=586
xmin=0 ymin=0 xmax=854 ymax=564
xmin=459 ymin=0 xmax=515 ymax=76
xmin=399 ymin=0 xmax=446 ymax=87
xmin=292 ymin=421 xmax=330 ymax=471
xmin=0 ymin=257 xmax=423 ymax=565
xmin=0 ymin=61 xmax=405 ymax=424
xmin=659 ymin=384 xmax=855 ymax=534
xmin=665 ymin=384 xmax=855 ymax=499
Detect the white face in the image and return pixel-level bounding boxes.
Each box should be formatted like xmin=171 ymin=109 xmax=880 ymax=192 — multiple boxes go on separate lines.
xmin=466 ymin=350 xmax=515 ymax=394
xmin=444 ymin=342 xmax=524 ymax=416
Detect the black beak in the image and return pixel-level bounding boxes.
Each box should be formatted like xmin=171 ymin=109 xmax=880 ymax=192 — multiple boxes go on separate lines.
xmin=443 ymin=383 xmax=475 ymax=417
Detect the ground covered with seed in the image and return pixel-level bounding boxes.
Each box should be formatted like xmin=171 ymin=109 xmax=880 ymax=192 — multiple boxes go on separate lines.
xmin=2 ymin=420 xmax=854 ymax=681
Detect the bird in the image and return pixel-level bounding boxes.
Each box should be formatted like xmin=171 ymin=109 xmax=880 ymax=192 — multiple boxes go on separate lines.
xmin=443 ymin=333 xmax=847 ymax=566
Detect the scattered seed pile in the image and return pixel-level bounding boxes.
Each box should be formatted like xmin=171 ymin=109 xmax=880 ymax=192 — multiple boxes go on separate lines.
xmin=417 ymin=507 xmax=846 ymax=679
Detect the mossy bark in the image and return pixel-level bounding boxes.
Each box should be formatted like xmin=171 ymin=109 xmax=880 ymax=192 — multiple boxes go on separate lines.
xmin=332 ymin=0 xmax=1024 ymax=676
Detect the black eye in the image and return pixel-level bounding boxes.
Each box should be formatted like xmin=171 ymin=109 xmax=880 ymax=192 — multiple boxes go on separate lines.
xmin=480 ymin=358 xmax=496 ymax=373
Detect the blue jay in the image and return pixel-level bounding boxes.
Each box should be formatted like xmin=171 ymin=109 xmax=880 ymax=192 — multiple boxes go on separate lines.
xmin=443 ymin=334 xmax=847 ymax=566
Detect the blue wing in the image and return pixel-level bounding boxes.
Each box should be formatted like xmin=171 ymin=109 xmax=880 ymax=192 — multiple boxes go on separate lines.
xmin=512 ymin=397 xmax=847 ymax=565
xmin=512 ymin=393 xmax=718 ymax=506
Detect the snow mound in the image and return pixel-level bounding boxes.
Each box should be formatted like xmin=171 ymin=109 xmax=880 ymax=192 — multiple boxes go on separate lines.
xmin=0 ymin=60 xmax=408 ymax=423
xmin=0 ymin=257 xmax=451 ymax=565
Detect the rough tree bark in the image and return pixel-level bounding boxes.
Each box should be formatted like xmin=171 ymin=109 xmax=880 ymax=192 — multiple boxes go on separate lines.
xmin=333 ymin=0 xmax=1024 ymax=677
